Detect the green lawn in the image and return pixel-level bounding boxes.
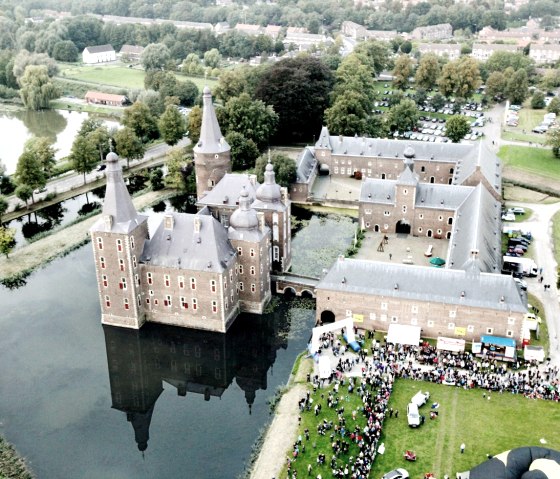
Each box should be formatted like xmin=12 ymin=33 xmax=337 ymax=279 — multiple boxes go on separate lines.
xmin=526 ymin=293 xmax=548 ymax=354
xmin=498 ymin=145 xmax=560 ymax=181
xmin=502 ymin=130 xmax=547 ymax=145
xmin=58 ymin=64 xmax=217 ymax=91
xmin=372 ymin=379 xmax=560 ymax=479
xmin=502 ymin=107 xmax=548 ymax=144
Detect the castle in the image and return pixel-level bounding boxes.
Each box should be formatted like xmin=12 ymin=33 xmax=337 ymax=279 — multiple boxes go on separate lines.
xmin=90 ymin=87 xmax=290 ymax=332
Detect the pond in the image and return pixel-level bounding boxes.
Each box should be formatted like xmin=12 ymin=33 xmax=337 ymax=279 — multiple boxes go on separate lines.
xmin=0 ymin=207 xmax=355 ymax=478
xmin=0 ymin=108 xmax=120 ymax=175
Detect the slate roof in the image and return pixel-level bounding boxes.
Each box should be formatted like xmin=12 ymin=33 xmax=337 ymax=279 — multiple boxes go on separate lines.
xmin=295 ymin=147 xmax=317 ymax=183
xmin=197 ymin=174 xmax=258 ymax=208
xmin=90 ymin=152 xmax=147 ymax=234
xmin=84 ymin=44 xmax=115 ymax=54
xmin=360 ymin=178 xmax=396 ymax=205
xmin=446 ymin=184 xmax=502 ymax=273
xmin=140 ymin=212 xmax=236 ymax=272
xmin=194 ymin=87 xmax=230 ymax=155
xmin=317 ymin=258 xmax=526 ymax=313
xmin=452 ymin=141 xmax=502 ymax=196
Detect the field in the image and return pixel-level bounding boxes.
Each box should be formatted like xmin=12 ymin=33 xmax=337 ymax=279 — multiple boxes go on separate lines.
xmin=498 ymin=145 xmax=560 ymax=182
xmin=371 ymin=379 xmax=560 ymax=478
xmin=58 ymin=64 xmax=217 ymax=91
xmin=502 ymin=107 xmax=547 ymax=144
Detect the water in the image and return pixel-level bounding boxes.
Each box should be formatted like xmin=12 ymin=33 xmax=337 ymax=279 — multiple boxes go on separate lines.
xmin=0 ymin=108 xmax=120 ymax=175
xmin=0 ymin=209 xmax=354 ymax=478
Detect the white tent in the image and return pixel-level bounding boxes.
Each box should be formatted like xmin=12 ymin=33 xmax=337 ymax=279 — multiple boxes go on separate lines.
xmin=386 ymin=324 xmax=421 ymax=346
xmin=310 ymin=317 xmax=355 ymax=354
xmin=437 ymin=337 xmax=466 ymax=352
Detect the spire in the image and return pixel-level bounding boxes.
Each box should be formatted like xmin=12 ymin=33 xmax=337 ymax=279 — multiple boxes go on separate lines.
xmin=194 ymin=86 xmax=230 ymax=154
xmin=256 ymin=160 xmax=282 ymax=202
xmin=316 ymin=126 xmax=332 ymax=149
xmin=230 ymin=187 xmax=259 ymax=230
xmin=102 ymin=151 xmax=141 ymax=232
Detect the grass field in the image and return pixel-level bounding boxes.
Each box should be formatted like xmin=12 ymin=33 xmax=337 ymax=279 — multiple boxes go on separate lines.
xmin=498 ymin=145 xmax=560 ymax=181
xmin=502 ymin=107 xmax=548 ymax=144
xmin=58 ymin=64 xmax=217 ymax=92
xmin=371 ymin=379 xmax=560 ymax=478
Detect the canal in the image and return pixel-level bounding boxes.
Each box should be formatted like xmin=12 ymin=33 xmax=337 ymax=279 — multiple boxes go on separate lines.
xmin=0 ymin=206 xmax=355 ymax=478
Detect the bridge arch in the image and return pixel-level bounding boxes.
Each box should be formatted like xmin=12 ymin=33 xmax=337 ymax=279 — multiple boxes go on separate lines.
xmin=301 ymin=289 xmax=314 ymax=298
xmin=320 ymin=310 xmax=335 ymax=324
xmin=283 ymin=287 xmax=296 ymax=297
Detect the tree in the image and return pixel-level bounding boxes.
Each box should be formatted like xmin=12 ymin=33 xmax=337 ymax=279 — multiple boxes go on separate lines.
xmin=15 ymin=147 xmax=46 ymax=203
xmin=141 ymin=43 xmax=171 ymax=71
xmin=540 ymin=69 xmax=560 ymax=91
xmin=415 ymin=53 xmax=440 ymax=91
xmin=69 ymin=135 xmax=98 ymax=184
xmin=0 ymin=226 xmax=16 ymax=258
xmin=52 ymin=40 xmax=79 ymax=62
xmin=413 ymin=88 xmax=428 ymax=107
xmin=14 ymin=184 xmax=33 ymax=208
xmin=431 ymin=92 xmax=446 ymax=111
xmin=400 ymin=40 xmax=412 ymax=54
xmin=446 ymin=115 xmax=471 ymax=143
xmin=0 ymin=194 xmax=8 ymax=222
xmin=122 ymin=101 xmax=159 ymax=143
xmin=547 ymin=96 xmax=560 ymax=115
xmin=12 ymin=50 xmax=59 ymax=82
xmin=226 ymin=132 xmax=260 ymax=171
xmin=254 ymin=56 xmax=334 ymax=143
xmin=546 ymin=127 xmax=560 ymax=158
xmin=114 ymin=127 xmax=145 ymax=169
xmin=19 ymin=65 xmax=60 ymax=110
xmin=531 ymin=91 xmax=546 ymax=110
xmin=165 ymin=147 xmax=194 ymax=191
xmin=217 ymin=93 xmax=278 ymax=150
xmin=505 ymin=69 xmax=529 ymax=105
xmin=386 ymin=99 xmax=419 ymax=133
xmin=158 ymin=103 xmax=187 ymax=146
xmin=485 ymin=71 xmax=507 ymax=99
xmin=485 ymin=51 xmax=535 ymax=78
xmin=325 ymin=91 xmax=381 ymax=137
xmin=24 ymin=137 xmax=56 ymax=178
xmin=214 ymin=68 xmax=251 ymax=103
xmin=353 ymin=40 xmax=391 ymax=75
xmin=438 ymin=57 xmax=481 ymax=99
xmin=203 ymin=48 xmax=222 ymax=68
xmin=438 ymin=61 xmax=458 ymax=98
xmin=187 ymin=105 xmax=202 ymax=145
xmin=392 ymin=55 xmax=413 ymax=90
xmin=254 ymin=153 xmax=296 ymax=188
xmin=181 ymin=53 xmax=204 ymax=76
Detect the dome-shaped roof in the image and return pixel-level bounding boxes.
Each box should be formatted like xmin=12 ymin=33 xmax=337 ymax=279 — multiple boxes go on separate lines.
xmin=403 ymin=146 xmax=415 ymax=159
xmin=256 ymin=162 xmax=281 ymax=203
xmin=230 ymin=187 xmax=258 ymax=230
xmin=203 ymin=85 xmax=211 ymax=95
xmin=106 ymin=151 xmax=119 ymax=163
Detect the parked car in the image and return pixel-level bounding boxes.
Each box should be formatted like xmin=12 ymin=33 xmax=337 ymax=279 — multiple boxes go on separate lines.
xmin=382 ymin=469 xmax=410 ymax=479
xmin=514 ymin=278 xmax=528 ymax=291
xmin=502 ymin=213 xmax=516 ymax=222
xmin=510 ymin=207 xmax=526 ymax=215
xmin=407 ymin=403 xmax=423 ymax=427
xmin=411 ymin=390 xmax=430 ymax=407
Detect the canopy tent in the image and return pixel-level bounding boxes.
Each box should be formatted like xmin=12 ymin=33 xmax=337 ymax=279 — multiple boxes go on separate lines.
xmin=310 ymin=317 xmax=355 ymax=354
xmin=386 ymin=324 xmax=421 ymax=346
xmin=430 ymin=257 xmax=446 ymax=266
xmin=437 ymin=337 xmax=466 ymax=352
xmin=481 ymin=335 xmax=516 ymax=348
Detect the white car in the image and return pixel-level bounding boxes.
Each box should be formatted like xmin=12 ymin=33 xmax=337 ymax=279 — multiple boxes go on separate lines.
xmin=407 ymin=403 xmax=422 ymax=427
xmin=502 ymin=213 xmax=516 ymax=222
xmin=411 ymin=390 xmax=430 ymax=407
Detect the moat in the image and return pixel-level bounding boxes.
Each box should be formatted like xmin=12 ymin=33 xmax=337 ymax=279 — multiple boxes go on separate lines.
xmin=0 ymin=207 xmax=355 ymax=478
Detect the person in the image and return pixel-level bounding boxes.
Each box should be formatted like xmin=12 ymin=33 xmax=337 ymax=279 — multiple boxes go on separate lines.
xmin=461 ymin=443 xmax=466 ymax=454
xmin=389 ymin=253 xmax=392 ymax=260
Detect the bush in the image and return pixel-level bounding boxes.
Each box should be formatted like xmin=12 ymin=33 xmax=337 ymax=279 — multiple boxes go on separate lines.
xmin=531 ymin=91 xmax=546 ymax=110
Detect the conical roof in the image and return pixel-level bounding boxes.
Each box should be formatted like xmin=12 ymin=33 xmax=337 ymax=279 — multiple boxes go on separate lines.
xmin=230 ymin=187 xmax=259 ymax=230
xmin=256 ymin=161 xmax=282 ymax=203
xmin=194 ymin=86 xmax=230 ymax=154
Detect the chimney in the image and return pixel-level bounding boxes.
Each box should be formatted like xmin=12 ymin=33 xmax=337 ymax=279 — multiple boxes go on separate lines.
xmin=103 ymin=214 xmax=113 ymax=231
xmin=164 ymin=214 xmax=174 ymax=230
xmin=194 ymin=216 xmax=201 ymax=233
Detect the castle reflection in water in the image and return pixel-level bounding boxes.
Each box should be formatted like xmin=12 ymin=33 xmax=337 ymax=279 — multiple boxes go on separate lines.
xmin=103 ymin=310 xmax=293 ymax=452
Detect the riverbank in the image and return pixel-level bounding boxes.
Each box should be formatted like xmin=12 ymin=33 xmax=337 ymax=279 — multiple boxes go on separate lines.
xmin=0 ymin=436 xmax=33 ymax=479
xmin=0 ymin=189 xmax=173 ymax=282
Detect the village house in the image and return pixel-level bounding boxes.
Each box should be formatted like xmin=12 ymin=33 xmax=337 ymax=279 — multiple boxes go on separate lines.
xmin=409 ymin=23 xmax=453 ymax=41
xmin=471 ymin=43 xmax=520 ymax=62
xmin=418 ymin=43 xmax=461 ymax=60
xmin=340 ymin=21 xmax=398 ymax=42
xmin=530 ymin=44 xmax=560 ymax=65
xmin=82 ymin=44 xmax=116 ymax=64
xmin=84 ymin=91 xmax=127 ymax=106
xmin=118 ymin=45 xmax=144 ymax=61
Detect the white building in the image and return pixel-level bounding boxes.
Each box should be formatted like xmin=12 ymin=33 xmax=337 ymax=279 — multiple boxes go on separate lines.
xmin=82 ymin=45 xmax=116 ymax=64
xmin=471 ymin=43 xmax=519 ymax=62
xmin=530 ymin=44 xmax=560 ymax=64
xmin=418 ymin=43 xmax=461 ymax=60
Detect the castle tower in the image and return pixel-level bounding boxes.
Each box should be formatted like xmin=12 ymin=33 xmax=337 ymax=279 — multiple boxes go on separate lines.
xmin=228 ymin=187 xmax=271 ymax=314
xmin=193 ymin=86 xmax=231 ymax=200
xmin=252 ymin=161 xmax=292 ymax=272
xmin=394 ymin=146 xmax=419 ymax=235
xmin=90 ymin=151 xmax=149 ymax=328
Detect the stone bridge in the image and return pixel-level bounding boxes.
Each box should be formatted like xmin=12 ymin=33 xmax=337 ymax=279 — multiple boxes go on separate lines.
xmin=271 ymin=273 xmax=319 ymax=298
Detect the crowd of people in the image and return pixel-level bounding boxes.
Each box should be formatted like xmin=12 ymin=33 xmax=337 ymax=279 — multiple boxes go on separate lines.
xmin=286 ymin=329 xmax=559 ymax=479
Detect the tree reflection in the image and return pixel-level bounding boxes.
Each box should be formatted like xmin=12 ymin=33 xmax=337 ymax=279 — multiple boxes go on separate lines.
xmin=16 ymin=109 xmax=67 ymax=142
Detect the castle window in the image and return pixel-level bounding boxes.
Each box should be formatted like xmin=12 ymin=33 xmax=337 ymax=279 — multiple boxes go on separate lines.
xmin=439 ymin=215 xmax=443 ymax=221
xmin=116 ymin=239 xmax=122 ymax=252
xmin=147 ymin=272 xmax=153 ymax=284
xmin=149 ymin=290 xmax=154 ymax=296
xmin=437 ymin=229 xmax=442 ymax=235
xmin=421 ymin=166 xmax=425 ymax=172
xmin=402 ymin=205 xmax=407 ymax=213
xmin=225 ymin=298 xmax=228 ymax=309
xmin=418 ymin=227 xmax=423 ymax=233
xmin=224 ymin=280 xmax=227 ymax=290
xmin=449 ymin=167 xmax=454 ymax=174
xmin=273 ymin=246 xmax=280 ymax=261
xmin=486 ymin=327 xmax=494 ymax=334
xmin=212 ymin=301 xmax=218 ymax=313
xmin=132 ymin=256 xmax=137 ymax=268
xmin=381 ymin=302 xmax=388 ymax=311
xmin=119 ymin=259 xmax=125 ymax=272
xmin=100 ymin=257 xmax=105 ymax=269
xmin=250 ymin=248 xmax=255 ymax=257
xmin=448 ymin=217 xmax=453 ymax=225
xmin=120 ymin=278 xmax=127 ymax=290
xmin=508 ymin=317 xmax=515 ymax=325
xmin=164 ymin=295 xmax=172 ymax=307
xmin=229 ymin=270 xmax=233 ymax=281
xmin=411 ymin=305 xmax=418 ymax=313
xmin=238 ymin=265 xmax=244 ymax=275
xmin=250 ymin=266 xmax=255 ymax=275
xmin=137 ymin=295 xmax=141 ymax=307
xmin=105 ymin=295 xmax=111 ymax=308
xmin=192 ymin=298 xmax=198 ymax=310
xmin=427 ymin=320 xmax=434 ymax=327
xmin=334 ymin=167 xmax=338 ymax=174
xmin=251 ymin=283 xmax=256 ymax=293
xmin=506 ymin=330 xmax=514 ymax=337
xmin=97 ymin=237 xmax=103 ymax=250
xmin=154 ymin=299 xmax=158 ymax=305
xmin=403 ymin=189 xmax=408 ymax=195
xmin=130 ymin=237 xmax=135 ymax=249
xmin=419 ymin=214 xmax=424 ymax=219
xmin=391 ymin=316 xmax=398 ymax=323
xmin=411 ymin=318 xmax=418 ymax=325
xmin=190 ymin=277 xmax=196 ymax=290
xmin=146 ymin=298 xmax=150 ymax=304
xmin=135 ymin=274 xmax=139 ymax=286
xmin=237 ymin=246 xmax=242 ymax=256
xmin=369 ymin=312 xmax=376 ymax=320
xmin=210 ymin=280 xmax=216 ymax=293
xmin=181 ymin=297 xmax=188 ymax=309
xmin=102 ymin=275 xmax=108 ymax=287
xmin=365 ymin=209 xmax=372 ymax=215
xmin=449 ymin=310 xmax=456 ymax=318
xmin=124 ymin=298 xmax=129 ymax=310
xmin=448 ymin=322 xmax=455 ymax=330
xmin=178 ymin=276 xmax=184 ymax=289
xmin=384 ymin=211 xmax=390 ymax=216
xmin=239 ymin=282 xmax=244 ymax=291
xmin=164 ymin=275 xmax=170 ymax=287
xmin=446 ymin=231 xmax=452 ymax=239
xmin=430 ymin=176 xmax=435 ymax=183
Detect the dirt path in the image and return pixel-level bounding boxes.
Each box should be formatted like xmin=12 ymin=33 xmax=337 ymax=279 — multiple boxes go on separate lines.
xmin=0 ymin=190 xmax=168 ymax=280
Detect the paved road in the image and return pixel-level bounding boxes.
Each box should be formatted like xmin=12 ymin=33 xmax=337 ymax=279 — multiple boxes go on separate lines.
xmin=5 ymin=138 xmax=189 ymax=214
xmin=506 ymin=200 xmax=560 ymax=367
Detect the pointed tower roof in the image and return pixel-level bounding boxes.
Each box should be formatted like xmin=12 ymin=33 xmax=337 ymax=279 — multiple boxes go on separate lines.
xmin=256 ymin=161 xmax=282 ymax=203
xmin=96 ymin=151 xmax=146 ymax=234
xmin=397 ymin=145 xmax=419 ymax=186
xmin=316 ymin=126 xmax=332 ymax=150
xmin=194 ymin=86 xmax=230 ymax=154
